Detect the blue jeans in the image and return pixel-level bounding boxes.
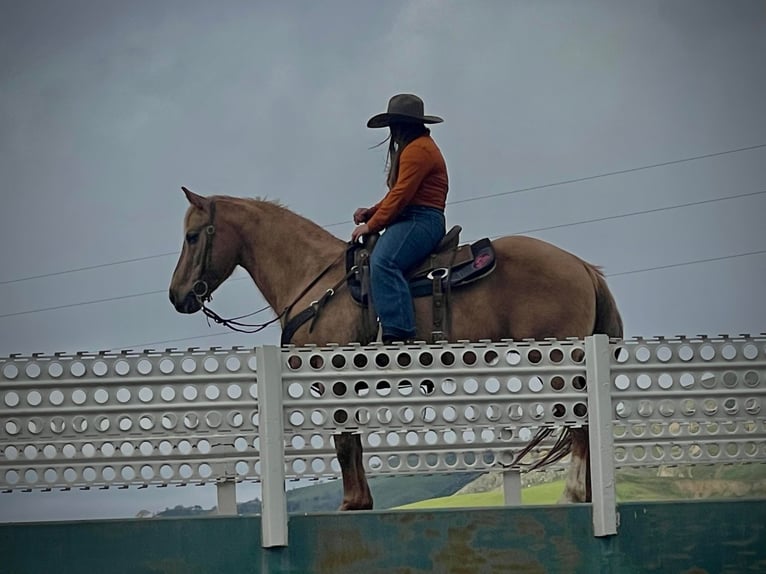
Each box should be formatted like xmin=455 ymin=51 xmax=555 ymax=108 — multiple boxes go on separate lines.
xmin=370 ymin=206 xmax=446 ymax=341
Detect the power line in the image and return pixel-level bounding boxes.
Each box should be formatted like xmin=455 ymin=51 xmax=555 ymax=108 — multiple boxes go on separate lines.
xmin=606 ymin=249 xmax=766 ymax=278
xmin=490 ymin=189 xmax=766 ymax=239
xmin=446 ymin=142 xmax=766 ymax=206
xmin=121 ymin=249 xmax=766 ymax=350
xmin=0 ymin=252 xmax=179 ymax=286
xmin=1 ymin=248 xmax=763 ymax=321
xmin=2 ymin=142 xmax=764 ymax=284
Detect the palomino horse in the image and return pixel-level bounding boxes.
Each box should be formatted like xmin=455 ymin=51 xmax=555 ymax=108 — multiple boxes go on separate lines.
xmin=169 ymin=188 xmax=623 ymax=510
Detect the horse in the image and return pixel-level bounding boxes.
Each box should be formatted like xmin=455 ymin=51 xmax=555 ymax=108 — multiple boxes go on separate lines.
xmin=168 ymin=187 xmax=623 ymax=510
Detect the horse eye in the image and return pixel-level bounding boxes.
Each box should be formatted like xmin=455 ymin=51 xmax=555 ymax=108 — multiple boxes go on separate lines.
xmin=186 ymin=232 xmax=200 ymax=245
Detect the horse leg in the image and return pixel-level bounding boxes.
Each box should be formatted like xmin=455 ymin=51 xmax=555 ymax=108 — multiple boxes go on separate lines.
xmin=559 ymin=427 xmax=592 ymax=502
xmin=334 ymin=432 xmax=373 ymax=510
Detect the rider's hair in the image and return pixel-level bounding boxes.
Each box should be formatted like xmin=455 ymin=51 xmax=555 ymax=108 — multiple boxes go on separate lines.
xmin=385 ymin=122 xmax=429 ymax=189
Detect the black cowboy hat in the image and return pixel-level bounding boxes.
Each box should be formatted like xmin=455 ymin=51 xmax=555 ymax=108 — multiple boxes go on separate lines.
xmin=366 ymin=93 xmax=444 ymax=128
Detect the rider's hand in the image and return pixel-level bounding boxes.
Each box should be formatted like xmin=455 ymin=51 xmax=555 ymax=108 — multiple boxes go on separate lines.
xmin=353 ymin=208 xmax=370 ymax=224
xmin=351 ymin=223 xmax=370 ymax=243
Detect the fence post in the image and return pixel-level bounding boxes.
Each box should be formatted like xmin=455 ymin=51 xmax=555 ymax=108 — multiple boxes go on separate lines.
xmin=502 ymin=469 xmax=522 ymax=505
xmin=216 ymin=477 xmax=238 ymax=515
xmin=257 ymin=345 xmax=288 ymax=547
xmin=585 ymin=334 xmax=617 ymax=537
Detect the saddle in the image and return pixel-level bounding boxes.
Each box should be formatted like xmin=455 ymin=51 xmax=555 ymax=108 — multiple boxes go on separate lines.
xmin=346 ymin=225 xmax=496 ymax=342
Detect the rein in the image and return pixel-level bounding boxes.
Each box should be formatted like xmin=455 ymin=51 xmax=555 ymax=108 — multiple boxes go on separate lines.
xmin=192 ymin=199 xmax=352 ymax=337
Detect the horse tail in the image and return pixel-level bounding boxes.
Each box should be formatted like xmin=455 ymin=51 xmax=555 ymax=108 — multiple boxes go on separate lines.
xmin=585 ymin=263 xmax=623 ymax=338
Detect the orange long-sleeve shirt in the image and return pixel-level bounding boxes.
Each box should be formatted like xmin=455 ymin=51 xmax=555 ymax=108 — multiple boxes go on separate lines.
xmin=365 ymin=134 xmax=448 ymax=233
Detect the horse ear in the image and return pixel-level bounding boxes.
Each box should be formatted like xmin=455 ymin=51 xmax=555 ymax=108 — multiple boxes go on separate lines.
xmin=182 ymin=186 xmax=209 ymax=211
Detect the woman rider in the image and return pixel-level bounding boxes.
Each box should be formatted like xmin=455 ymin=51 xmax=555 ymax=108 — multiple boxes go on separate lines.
xmin=351 ymin=94 xmax=448 ymax=344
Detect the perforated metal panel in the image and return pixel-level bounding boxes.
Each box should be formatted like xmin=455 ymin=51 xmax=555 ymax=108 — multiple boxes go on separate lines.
xmin=0 ymin=348 xmax=260 ymax=490
xmin=280 ymin=340 xmax=588 ymax=477
xmin=610 ymin=336 xmax=765 ymax=466
xmin=1 ymin=336 xmax=765 ymax=493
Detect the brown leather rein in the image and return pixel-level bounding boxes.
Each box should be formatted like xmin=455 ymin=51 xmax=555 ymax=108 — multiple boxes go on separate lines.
xmin=192 ymin=199 xmax=352 ymax=339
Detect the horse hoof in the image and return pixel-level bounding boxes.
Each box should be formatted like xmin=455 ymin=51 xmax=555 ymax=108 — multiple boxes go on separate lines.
xmin=339 ymin=498 xmax=373 ymax=511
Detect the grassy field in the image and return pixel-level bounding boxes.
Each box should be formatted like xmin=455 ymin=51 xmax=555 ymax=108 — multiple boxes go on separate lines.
xmin=397 ymin=464 xmax=766 ymax=510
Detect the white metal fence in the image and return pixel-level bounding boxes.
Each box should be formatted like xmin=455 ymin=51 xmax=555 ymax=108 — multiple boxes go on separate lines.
xmin=1 ymin=334 xmax=764 ymax=544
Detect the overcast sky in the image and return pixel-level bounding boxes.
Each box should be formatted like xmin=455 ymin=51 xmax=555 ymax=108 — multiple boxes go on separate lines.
xmin=1 ymin=0 xmax=765 ymax=521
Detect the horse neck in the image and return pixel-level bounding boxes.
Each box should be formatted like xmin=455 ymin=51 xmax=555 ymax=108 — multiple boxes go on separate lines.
xmin=222 ymin=198 xmax=345 ymax=312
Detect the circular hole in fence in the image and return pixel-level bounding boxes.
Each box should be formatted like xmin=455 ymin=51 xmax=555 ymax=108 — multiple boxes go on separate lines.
xmin=203 ymin=357 xmax=219 ymax=373
xmin=310 ymin=409 xmax=327 ymax=426
xmin=679 ymin=373 xmax=695 ymax=388
xmin=613 ymin=347 xmax=629 ymax=363
xmin=3 ymin=363 xmax=19 ymax=380
xmin=548 ymin=348 xmax=564 ymax=363
xmin=386 ymin=433 xmax=400 ymax=447
xmin=287 ymin=355 xmax=302 ymax=370
xmin=183 ymin=386 xmax=198 ymax=401
xmin=333 ymin=409 xmax=348 ymax=424
xmin=724 ymin=398 xmax=738 ymax=415
xmin=137 ymin=387 xmax=153 ymax=403
xmin=307 ymin=382 xmax=324 ymax=398
xmin=484 ymin=377 xmax=500 ymax=393
xmin=159 ymin=358 xmax=175 ymax=374
xmin=528 ymin=376 xmax=543 ymax=392
xmin=419 ymin=379 xmax=435 ymax=395
xmin=182 ymin=413 xmax=198 ymax=429
xmin=225 ymin=356 xmax=241 ymax=372
xmin=27 ymin=390 xmax=43 ymax=407
xmin=486 ymin=404 xmax=501 ymax=421
xmin=678 ymin=345 xmax=694 ymax=362
xmin=396 ymin=352 xmax=412 ymax=368
xmin=376 ymin=408 xmax=392 ymax=424
xmin=508 ymin=404 xmax=523 ymax=420
xmin=505 ymin=350 xmax=521 ymax=366
xmin=743 ymin=371 xmax=759 ymax=387
xmin=462 ymin=350 xmax=477 ymax=366
xmin=529 ymin=403 xmax=545 ymax=419
xmin=205 ymin=385 xmax=220 ymax=400
xmin=181 ymin=358 xmax=197 ymax=374
xmin=570 ymin=348 xmax=585 ymax=363
xmin=69 ymin=362 xmax=86 ymax=377
xmin=205 ymin=412 xmax=222 ymax=428
xmin=327 ymin=353 xmax=346 ymax=369
xmin=137 ymin=359 xmax=152 ymax=375
xmin=656 ymin=346 xmax=672 ymax=362
xmin=698 ymin=344 xmax=715 ymax=361
xmin=745 ymin=398 xmax=760 ymax=415
xmin=440 ymin=351 xmax=455 ymax=366
xmin=161 ymin=413 xmax=177 ymax=430
xmin=139 ymin=441 xmax=153 ymax=456
xmin=398 ymin=407 xmax=415 ymax=424
xmin=72 ymin=416 xmax=88 ymax=433
xmin=227 ymin=384 xmax=243 ymax=400
xmin=636 ymin=374 xmax=652 ymax=390
xmin=527 ymin=349 xmax=542 ymax=364
xmin=742 ymin=343 xmax=758 ymax=360
xmin=635 ymin=347 xmax=651 ymax=362
xmin=374 ymin=353 xmax=389 ymax=368
xmin=397 ymin=380 xmax=413 ymax=396
xmin=721 ymin=344 xmax=737 ymax=360
xmin=419 ymin=352 xmax=434 ymax=367
xmin=116 ymin=388 xmax=131 ymax=403
xmin=117 ymin=416 xmax=132 ymax=431
xmin=507 ymin=377 xmax=522 ymax=393
xmin=25 ymin=363 xmax=41 ymax=378
xmin=353 ymin=353 xmax=368 ymax=369
xmin=227 ymin=411 xmax=244 ymax=427
xmin=121 ymin=466 xmax=136 ymax=481
xmin=421 ymin=406 xmax=437 ymax=423
xmin=463 ymin=378 xmax=479 ymax=394
xmin=441 ymin=378 xmax=457 ymax=395
xmin=46 ymin=362 xmax=63 ymax=378
xmin=444 ymin=430 xmax=457 ymax=444
xmin=4 ymin=391 xmax=20 ymax=408
xmin=552 ymin=403 xmax=566 ymax=418
xmin=50 ymin=416 xmax=66 ymax=433
xmin=442 ymin=406 xmax=457 ymax=422
xmin=658 ymin=373 xmax=673 ymax=390
xmin=308 ymin=355 xmax=324 ymax=370
xmin=722 ymin=371 xmax=738 ymax=387
xmin=27 ymin=418 xmax=42 ymax=434
xmin=659 ymin=401 xmax=675 ymax=417
xmin=638 ymin=400 xmax=653 ymax=417
xmin=355 ymin=408 xmax=370 ymax=425
xmin=158 ymin=386 xmax=174 ymax=401
xmin=331 ymin=381 xmax=347 ymax=397
xmin=71 ymin=389 xmax=87 ymax=405
xmin=114 ymin=360 xmax=130 ymax=376
xmin=287 ymin=383 xmax=304 ymax=399
xmin=484 ymin=349 xmax=500 ymax=366
xmin=550 ymin=376 xmax=565 ymax=391
xmin=464 ymin=405 xmax=479 ymax=422
xmin=375 ymin=380 xmax=391 ymax=396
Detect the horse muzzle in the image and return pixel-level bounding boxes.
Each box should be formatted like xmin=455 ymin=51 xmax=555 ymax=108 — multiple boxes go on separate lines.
xmin=169 ymin=289 xmax=202 ymax=314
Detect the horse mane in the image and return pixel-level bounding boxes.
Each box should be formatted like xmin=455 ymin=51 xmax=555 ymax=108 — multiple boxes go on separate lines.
xmin=213 ymin=195 xmax=344 ymax=244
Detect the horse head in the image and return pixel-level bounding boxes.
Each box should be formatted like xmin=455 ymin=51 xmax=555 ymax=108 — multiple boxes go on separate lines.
xmin=169 ymin=187 xmax=239 ymax=314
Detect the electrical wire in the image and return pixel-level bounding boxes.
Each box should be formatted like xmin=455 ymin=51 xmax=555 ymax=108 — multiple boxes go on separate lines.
xmin=2 ymin=142 xmax=764 ymax=285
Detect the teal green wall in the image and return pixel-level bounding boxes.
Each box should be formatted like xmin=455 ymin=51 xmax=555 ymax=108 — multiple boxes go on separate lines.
xmin=1 ymin=500 xmax=764 ymax=573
